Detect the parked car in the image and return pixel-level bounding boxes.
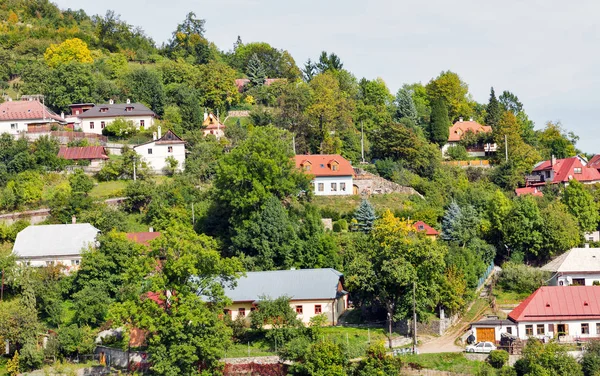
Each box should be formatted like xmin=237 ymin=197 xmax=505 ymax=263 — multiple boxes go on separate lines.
xmin=466 ymin=341 xmax=497 ymax=353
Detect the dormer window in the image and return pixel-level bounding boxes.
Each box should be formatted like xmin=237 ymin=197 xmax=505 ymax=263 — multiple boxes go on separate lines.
xmin=320 ymin=164 xmax=325 ymax=168
xmin=126 ymin=106 xmax=134 ymax=112
xmin=418 ymin=225 xmax=424 ymax=230
xmin=100 ymin=107 xmax=108 ymax=113
xmin=574 ymin=167 xmax=582 ymax=174
xmin=304 ymin=164 xmax=311 ymax=171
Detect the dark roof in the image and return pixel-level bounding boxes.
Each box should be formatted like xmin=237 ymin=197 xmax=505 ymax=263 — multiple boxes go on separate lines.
xmin=509 ymin=286 xmax=600 ymax=322
xmin=58 ymin=146 xmax=109 ymax=160
xmin=76 ymin=102 xmax=155 ymax=118
xmin=471 ymin=319 xmax=514 ymax=327
xmin=223 ymin=268 xmax=345 ymax=302
xmin=133 ymin=129 xmax=185 ymax=148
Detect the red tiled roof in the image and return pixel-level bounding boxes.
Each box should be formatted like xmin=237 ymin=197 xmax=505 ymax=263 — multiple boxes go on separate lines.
xmin=234 ymin=78 xmax=284 ymax=92
xmin=0 ymin=100 xmax=64 ymax=122
xmin=126 ymin=232 xmax=161 ymax=246
xmin=448 ymin=120 xmax=492 ymax=142
xmin=532 ymin=157 xmax=600 ymax=184
xmin=294 ymin=154 xmax=354 ymax=177
xmin=58 ymin=146 xmax=109 ymax=160
xmin=413 ymin=221 xmax=439 ymax=236
xmin=508 ymin=286 xmax=600 ymax=322
xmin=515 ymin=187 xmax=544 ymax=197
xmin=589 ymin=154 xmax=600 ymax=169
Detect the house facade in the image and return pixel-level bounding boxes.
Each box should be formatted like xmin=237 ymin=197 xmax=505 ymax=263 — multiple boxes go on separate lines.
xmin=0 ymin=98 xmax=65 ymax=135
xmin=201 ymin=112 xmax=225 ymax=139
xmin=76 ymin=100 xmax=155 ymax=135
xmin=442 ymin=118 xmax=496 ymax=158
xmin=542 ymin=247 xmax=600 ymax=286
xmin=295 ymin=154 xmax=354 ymax=196
xmin=470 ymin=318 xmax=517 ymax=342
xmin=133 ymin=128 xmax=185 ymax=173
xmin=13 ymin=223 xmax=99 ymax=271
xmin=527 ymin=156 xmax=600 ymax=186
xmin=413 ymin=221 xmax=439 ymax=240
xmin=222 ymin=268 xmax=348 ymax=325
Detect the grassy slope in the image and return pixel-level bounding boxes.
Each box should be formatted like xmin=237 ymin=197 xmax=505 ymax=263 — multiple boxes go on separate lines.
xmin=401 ymin=352 xmax=488 ymax=374
xmin=311 ymin=193 xmax=414 ymax=217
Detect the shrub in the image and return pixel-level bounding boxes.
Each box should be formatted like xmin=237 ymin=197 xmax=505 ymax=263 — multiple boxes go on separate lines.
xmin=102 ymin=118 xmax=138 ymax=137
xmin=488 ymin=349 xmax=509 ymax=369
xmin=446 ymin=145 xmax=470 ymax=161
xmin=499 ymin=262 xmax=549 ymax=294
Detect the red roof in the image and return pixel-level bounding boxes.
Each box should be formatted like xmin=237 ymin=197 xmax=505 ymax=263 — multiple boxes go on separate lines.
xmin=413 ymin=221 xmax=439 ymax=236
xmin=126 ymin=232 xmax=161 ymax=246
xmin=515 ymin=187 xmax=544 ymax=197
xmin=0 ymin=100 xmax=64 ymax=122
xmin=532 ymin=156 xmax=600 ymax=184
xmin=294 ymin=154 xmax=354 ymax=177
xmin=58 ymin=146 xmax=109 ymax=160
xmin=508 ymin=286 xmax=600 ymax=322
xmin=589 ymin=154 xmax=600 ymax=170
xmin=234 ymin=78 xmax=284 ymax=92
xmin=448 ymin=120 xmax=492 ymax=142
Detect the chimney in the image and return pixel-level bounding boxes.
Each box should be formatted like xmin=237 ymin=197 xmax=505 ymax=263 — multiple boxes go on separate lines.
xmin=109 ymin=99 xmax=114 ymax=105
xmin=60 ymin=112 xmax=64 ymax=119
xmin=204 ymin=112 xmax=208 ymax=121
xmin=126 ymin=98 xmax=131 ymax=104
xmin=157 ymin=126 xmax=162 ymax=139
xmin=469 ymin=117 xmax=473 ymax=121
xmin=71 ymin=215 xmax=76 ymax=224
xmin=551 ymin=155 xmax=556 ymax=167
xmin=149 ymin=227 xmax=154 ymax=233
xmin=152 ymin=132 xmax=157 ymax=141
xmin=459 ymin=117 xmax=463 ymax=122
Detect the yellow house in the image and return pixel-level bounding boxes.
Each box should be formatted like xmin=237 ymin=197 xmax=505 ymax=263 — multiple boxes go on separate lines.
xmin=223 ymin=269 xmax=348 ymax=325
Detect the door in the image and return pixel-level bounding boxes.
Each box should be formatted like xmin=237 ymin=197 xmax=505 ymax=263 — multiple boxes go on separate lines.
xmin=353 ymin=185 xmax=359 ymax=195
xmin=557 ymin=324 xmax=567 ymax=336
xmin=476 ymin=328 xmax=496 ymax=343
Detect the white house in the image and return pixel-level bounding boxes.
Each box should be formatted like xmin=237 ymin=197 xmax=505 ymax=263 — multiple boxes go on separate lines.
xmin=470 ymin=317 xmax=517 ymax=343
xmin=222 ymin=268 xmax=348 ymax=325
xmin=202 ymin=112 xmax=225 ymax=139
xmin=13 ymin=223 xmax=99 ymax=271
xmin=0 ymin=98 xmax=65 ymax=135
xmin=76 ymin=100 xmax=155 ymax=134
xmin=133 ymin=128 xmax=185 ymax=173
xmin=442 ymin=118 xmax=496 ymax=158
xmin=542 ymin=247 xmax=600 ymax=286
xmin=295 ymin=154 xmax=354 ymax=196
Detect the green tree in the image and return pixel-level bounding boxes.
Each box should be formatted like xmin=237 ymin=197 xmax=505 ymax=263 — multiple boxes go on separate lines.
xmin=581 ymin=340 xmax=600 ymax=376
xmin=45 ymin=62 xmax=96 ymax=113
xmin=540 ymin=202 xmax=580 ymax=260
xmin=352 ymin=199 xmax=377 ymax=233
xmin=426 ymin=70 xmax=472 ymax=121
xmin=121 ymin=67 xmax=165 ymax=115
xmin=441 ymin=202 xmax=480 ymax=247
xmin=247 ymin=53 xmax=267 ymax=86
xmin=297 ymin=340 xmax=348 ymax=376
xmin=316 ymin=51 xmax=344 ymax=72
xmin=166 ymin=12 xmax=212 ymax=64
xmin=514 ymin=339 xmax=582 ymax=376
xmin=537 ymin=121 xmax=578 ymax=159
xmin=428 ymin=98 xmax=450 ymax=145
xmin=102 ymin=118 xmax=138 ymax=137
xmin=485 ymin=87 xmax=502 ymax=129
xmin=352 ymin=342 xmax=402 ymax=376
xmin=561 ymin=179 xmax=599 ymax=232
xmin=196 ymin=61 xmax=240 ymax=113
xmin=395 ymin=87 xmax=418 ymax=123
xmin=503 ymin=195 xmax=544 ymax=260
xmin=44 ymin=38 xmax=93 ymax=68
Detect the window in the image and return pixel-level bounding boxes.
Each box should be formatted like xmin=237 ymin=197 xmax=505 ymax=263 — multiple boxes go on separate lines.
xmin=90 ymin=122 xmax=95 ymax=129
xmin=536 ymin=324 xmax=545 ymax=335
xmin=332 ymin=164 xmax=338 ymax=171
xmin=239 ymin=308 xmax=246 ymax=317
xmin=126 ymin=106 xmax=133 ymax=112
xmin=340 ymin=182 xmax=346 ymax=191
xmin=582 ymin=323 xmax=590 ymax=334
xmin=320 ymin=164 xmax=325 ymax=168
xmin=100 ymin=107 xmax=108 ymax=113
xmin=575 ymin=167 xmax=582 ymax=174
xmin=71 ymin=260 xmax=80 ymax=266
xmin=75 ymin=110 xmax=80 ymax=115
xmin=296 ymin=305 xmax=303 ymax=314
xmin=596 ymin=323 xmax=600 ymax=335
xmin=506 ymin=327 xmax=512 ymax=334
xmin=331 ymin=183 xmax=337 ymax=192
xmin=525 ymin=325 xmax=533 ymax=336
xmin=250 ymin=307 xmax=256 ymax=312
xmin=318 ymin=183 xmax=324 ymax=192
xmin=314 ymin=305 xmax=322 ymax=314
xmin=223 ymin=309 xmax=231 ymax=316
xmin=573 ymin=278 xmax=585 ymax=286
xmin=148 ymin=148 xmax=153 ymax=155
xmin=418 ymin=225 xmax=425 ymax=230
xmin=101 ymin=121 xmax=105 ymax=129
xmin=10 ymin=123 xmax=17 ymax=130
xmin=46 ymin=261 xmax=55 ymax=266
xmin=304 ymin=165 xmax=311 ymax=171
xmin=140 ymin=119 xmax=145 ymax=128
xmin=168 ymin=146 xmax=173 ymax=153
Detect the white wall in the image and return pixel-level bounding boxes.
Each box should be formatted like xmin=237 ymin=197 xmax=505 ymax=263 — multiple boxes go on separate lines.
xmin=80 ymin=116 xmax=154 ymax=135
xmin=17 ymin=255 xmax=82 ymax=272
xmin=134 ymin=142 xmax=185 ymax=173
xmin=225 ymin=296 xmax=347 ymax=325
xmin=472 ymin=324 xmax=517 ymax=342
xmin=0 ymin=120 xmax=25 ymax=135
xmin=516 ymin=320 xmax=600 ymax=340
xmin=313 ymin=176 xmax=353 ymax=196
xmin=550 ymin=273 xmax=600 ymax=286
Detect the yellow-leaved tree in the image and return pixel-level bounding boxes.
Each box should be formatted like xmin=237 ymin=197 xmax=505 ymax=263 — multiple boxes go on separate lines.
xmin=44 ymin=38 xmax=93 ymax=68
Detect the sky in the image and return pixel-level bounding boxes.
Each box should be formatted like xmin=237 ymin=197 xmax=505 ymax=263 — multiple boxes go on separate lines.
xmin=54 ymin=0 xmax=600 ymax=153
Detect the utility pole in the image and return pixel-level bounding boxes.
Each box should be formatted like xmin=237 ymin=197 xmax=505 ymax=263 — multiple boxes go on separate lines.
xmin=504 ymin=134 xmax=508 ymax=163
xmin=413 ymin=281 xmax=417 ymax=354
xmin=132 ymin=154 xmax=137 ymax=181
xmin=388 ymin=311 xmax=393 ymax=349
xmin=360 ymin=122 xmax=365 ymax=163
xmin=292 ymin=134 xmax=296 ymax=154
xmin=1 ymin=269 xmax=4 ymax=302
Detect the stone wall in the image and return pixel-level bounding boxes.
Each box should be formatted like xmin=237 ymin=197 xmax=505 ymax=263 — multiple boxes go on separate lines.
xmin=227 ymin=110 xmax=251 ymax=118
xmin=353 ymin=168 xmax=422 ymax=197
xmin=95 ymin=345 xmax=149 ymax=370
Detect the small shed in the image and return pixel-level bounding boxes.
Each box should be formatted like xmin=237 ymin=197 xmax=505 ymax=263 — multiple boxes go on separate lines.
xmin=470 ymin=317 xmax=517 ymax=343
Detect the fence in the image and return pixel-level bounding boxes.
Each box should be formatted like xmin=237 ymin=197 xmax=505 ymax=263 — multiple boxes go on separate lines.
xmin=25 ymin=131 xmax=108 ymax=144
xmin=477 ymin=262 xmax=495 ymax=290
xmin=442 ymin=160 xmax=491 ymax=168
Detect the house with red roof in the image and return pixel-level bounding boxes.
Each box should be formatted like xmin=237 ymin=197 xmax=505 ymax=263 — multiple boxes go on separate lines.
xmin=588 ymin=154 xmax=600 ymax=172
xmin=0 ymin=98 xmax=65 ymax=135
xmin=527 ymin=156 xmax=600 ymax=186
xmin=413 ymin=221 xmax=439 ymax=240
xmin=126 ymin=231 xmax=161 ymax=247
xmin=442 ymin=118 xmax=496 ymax=158
xmin=515 ymin=186 xmax=544 ymax=197
xmin=295 ymin=154 xmax=355 ymax=196
xmin=58 ymin=146 xmax=109 ymax=170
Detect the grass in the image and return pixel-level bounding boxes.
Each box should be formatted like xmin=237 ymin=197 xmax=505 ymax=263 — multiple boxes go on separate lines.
xmin=312 ymin=193 xmax=414 ymax=218
xmin=493 ymin=288 xmax=530 ymax=306
xmin=463 ymin=298 xmax=491 ymax=323
xmin=89 ymin=180 xmax=127 ymax=199
xmin=224 ymin=116 xmax=252 ymax=127
xmin=401 ymin=352 xmax=488 ymax=374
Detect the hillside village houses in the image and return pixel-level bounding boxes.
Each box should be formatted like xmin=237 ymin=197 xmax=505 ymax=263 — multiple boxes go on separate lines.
xmin=542 ymin=247 xmax=600 ymax=286
xmin=133 ymin=128 xmax=186 ymax=173
xmin=75 ymin=99 xmax=155 ymax=135
xmin=0 ymin=97 xmax=66 ymax=135
xmin=201 ymin=112 xmax=225 ymax=139
xmin=295 ymin=154 xmax=355 ymax=196
xmin=222 ymin=268 xmax=348 ymax=325
xmin=526 ymin=155 xmax=600 ymax=187
xmin=58 ymin=145 xmax=109 ymax=171
xmin=12 ymin=223 xmax=99 ymax=271
xmin=442 ymin=118 xmax=496 ymax=158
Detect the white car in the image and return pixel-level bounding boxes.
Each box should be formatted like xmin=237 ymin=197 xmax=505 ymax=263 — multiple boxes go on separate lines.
xmin=466 ymin=341 xmax=497 ymax=353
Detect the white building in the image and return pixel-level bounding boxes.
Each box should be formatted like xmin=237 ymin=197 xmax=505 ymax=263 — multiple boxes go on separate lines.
xmin=542 ymin=247 xmax=600 ymax=286
xmin=470 ymin=318 xmax=517 ymax=342
xmin=13 ymin=223 xmax=99 ymax=271
xmin=0 ymin=98 xmax=65 ymax=135
xmin=295 ymin=154 xmax=355 ymax=196
xmin=221 ymin=268 xmax=348 ymax=325
xmin=76 ymin=100 xmax=155 ymax=134
xmin=133 ymin=128 xmax=185 ymax=173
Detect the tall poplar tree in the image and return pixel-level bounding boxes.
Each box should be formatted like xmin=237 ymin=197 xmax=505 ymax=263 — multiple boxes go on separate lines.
xmin=428 ymin=98 xmax=450 ymax=145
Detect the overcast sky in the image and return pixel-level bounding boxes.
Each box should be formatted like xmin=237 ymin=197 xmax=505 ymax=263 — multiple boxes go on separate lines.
xmin=54 ymin=0 xmax=600 ymax=153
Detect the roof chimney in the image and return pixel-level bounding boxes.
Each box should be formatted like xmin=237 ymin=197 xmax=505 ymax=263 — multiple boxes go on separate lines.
xmin=469 ymin=117 xmax=473 ymax=121
xmin=61 ymin=112 xmax=64 ymax=119
xmin=126 ymin=98 xmax=131 ymax=104
xmin=149 ymin=227 xmax=154 ymax=233
xmin=157 ymin=126 xmax=162 ymax=139
xmin=459 ymin=117 xmax=463 ymax=122
xmin=72 ymin=215 xmax=76 ymax=224
xmin=152 ymin=132 xmax=157 ymax=141
xmin=109 ymin=99 xmax=114 ymax=105
xmin=551 ymin=155 xmax=556 ymax=167
xmin=204 ymin=112 xmax=208 ymax=121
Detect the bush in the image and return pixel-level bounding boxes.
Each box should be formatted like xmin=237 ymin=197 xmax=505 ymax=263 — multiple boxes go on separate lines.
xmin=446 ymin=145 xmax=470 ymax=161
xmin=332 ymin=219 xmax=348 ymax=233
xmin=498 ymin=366 xmax=517 ymax=376
xmin=102 ymin=118 xmax=138 ymax=137
xmin=488 ymin=349 xmax=509 ymax=369
xmin=581 ymin=340 xmax=600 ymax=376
xmin=20 ymin=342 xmax=44 ymax=371
xmin=498 ymin=262 xmax=549 ymax=294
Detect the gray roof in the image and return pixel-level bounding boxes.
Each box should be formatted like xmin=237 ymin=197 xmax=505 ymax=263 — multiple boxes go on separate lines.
xmin=13 ymin=224 xmax=99 ymax=258
xmin=471 ymin=319 xmax=514 ymax=327
xmin=542 ymin=248 xmax=600 ymax=273
xmin=224 ymin=268 xmax=345 ymax=302
xmin=77 ymin=103 xmax=155 ymax=118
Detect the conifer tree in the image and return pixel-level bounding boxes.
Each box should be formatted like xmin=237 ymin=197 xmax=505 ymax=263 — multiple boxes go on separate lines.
xmin=353 ymin=199 xmax=377 ymax=233
xmin=395 ymin=88 xmax=418 ymax=123
xmin=247 ymin=53 xmax=266 ymax=86
xmin=428 ymin=98 xmax=450 ymax=145
xmin=485 ymin=87 xmax=502 ymax=129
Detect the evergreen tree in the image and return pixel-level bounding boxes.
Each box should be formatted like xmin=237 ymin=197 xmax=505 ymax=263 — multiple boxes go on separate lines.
xmin=394 ymin=88 xmax=418 ymax=123
xmin=485 ymin=87 xmax=502 ymax=129
xmin=428 ymin=98 xmax=450 ymax=145
xmin=441 ymin=202 xmax=480 ymax=246
xmin=247 ymin=53 xmax=266 ymax=86
xmin=353 ymin=199 xmax=377 ymax=233
xmin=302 ymin=58 xmax=316 ymax=82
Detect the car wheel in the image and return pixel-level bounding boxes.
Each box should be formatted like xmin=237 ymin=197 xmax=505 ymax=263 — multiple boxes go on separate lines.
xmin=468 ymin=349 xmax=474 ymax=353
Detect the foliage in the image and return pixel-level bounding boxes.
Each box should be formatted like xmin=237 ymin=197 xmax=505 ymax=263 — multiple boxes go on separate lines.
xmin=102 ymin=117 xmax=138 ymax=137
xmin=537 ymin=121 xmax=577 ymax=160
xmin=247 ymin=53 xmax=267 ymax=86
xmin=446 ymin=145 xmax=470 ymax=160
xmin=121 ymin=67 xmax=165 ymax=115
xmin=20 ymin=341 xmax=44 ymax=371
xmin=57 ymin=325 xmax=96 ymax=356
xmin=485 ymin=87 xmax=502 ymax=129
xmin=163 ymin=156 xmax=179 ymax=176
xmin=581 ymin=340 xmax=600 ymax=376
xmin=44 ymin=38 xmax=93 ymax=68
xmin=426 ymin=70 xmax=472 ymax=120
xmin=395 ymin=87 xmax=418 ymax=123
xmin=429 ymin=98 xmax=450 ymax=145
xmin=498 ymin=262 xmax=549 ymax=294
xmin=351 ymin=342 xmax=403 ymax=376
xmin=352 ymin=199 xmax=377 ymax=233
xmin=291 ymin=340 xmax=348 ymax=376
xmin=488 ymin=349 xmax=509 ymax=369
xmin=561 ymin=179 xmax=599 ymax=233
xmin=514 ymin=339 xmax=582 ymax=376
xmin=7 ymin=350 xmax=19 ymax=376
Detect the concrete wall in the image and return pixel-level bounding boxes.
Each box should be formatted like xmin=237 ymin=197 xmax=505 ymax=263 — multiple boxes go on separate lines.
xmin=134 ymin=141 xmax=185 ymax=173
xmin=0 ymin=120 xmax=25 ymax=135
xmin=80 ymin=115 xmax=154 ymax=135
xmin=312 ymin=176 xmax=353 ymax=196
xmin=0 ymin=208 xmax=50 ymax=225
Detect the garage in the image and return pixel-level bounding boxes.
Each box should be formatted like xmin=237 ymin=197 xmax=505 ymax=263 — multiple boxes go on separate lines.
xmin=476 ymin=327 xmax=496 ymax=343
xmin=470 ymin=318 xmax=517 ymax=343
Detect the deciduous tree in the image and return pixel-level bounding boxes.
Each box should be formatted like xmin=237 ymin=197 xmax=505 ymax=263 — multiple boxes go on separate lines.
xmin=44 ymin=38 xmax=93 ymax=68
